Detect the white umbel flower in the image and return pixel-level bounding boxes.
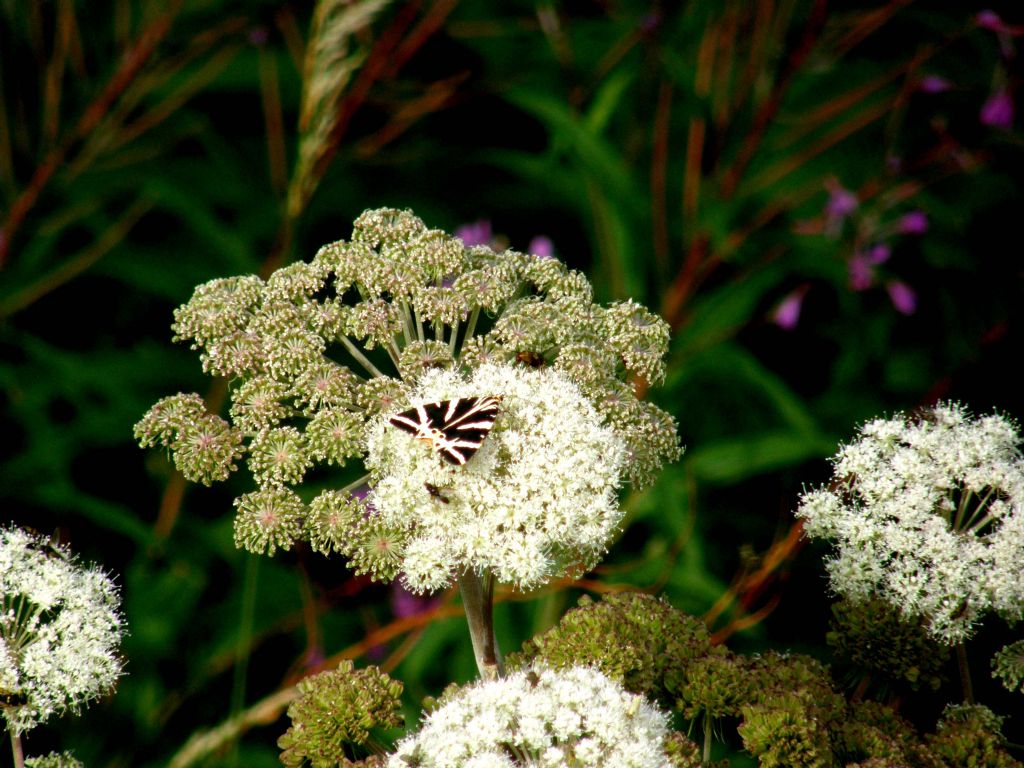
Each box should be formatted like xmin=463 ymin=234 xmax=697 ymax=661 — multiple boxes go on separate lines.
xmin=389 ymin=665 xmax=672 ymax=767
xmin=365 ymin=364 xmax=626 ymax=592
xmin=0 ymin=527 xmax=124 ymax=734
xmin=795 ymin=403 xmax=1024 ymax=643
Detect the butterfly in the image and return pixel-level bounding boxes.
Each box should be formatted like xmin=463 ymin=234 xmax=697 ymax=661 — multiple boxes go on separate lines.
xmin=388 ymin=396 xmax=502 ymax=466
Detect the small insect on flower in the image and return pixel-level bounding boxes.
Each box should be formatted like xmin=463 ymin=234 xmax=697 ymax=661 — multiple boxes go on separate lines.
xmin=388 ymin=396 xmax=501 ymax=466
xmin=424 ymin=483 xmax=450 ymax=503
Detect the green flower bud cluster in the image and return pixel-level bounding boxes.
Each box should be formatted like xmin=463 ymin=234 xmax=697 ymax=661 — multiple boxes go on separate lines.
xmin=736 ymin=654 xmax=845 ymax=768
xmin=504 ymin=591 xmax=1024 ymax=768
xmin=278 ymin=660 xmax=403 ymax=768
xmin=508 ymin=592 xmax=713 ymax=710
xmin=836 ymin=700 xmax=924 ymax=767
xmin=828 ymin=598 xmax=949 ymax=692
xmin=991 ymin=639 xmax=1024 ymax=694
xmin=925 ymin=704 xmax=1020 ymax=768
xmin=136 ymin=208 xmax=682 ymax=577
xmin=24 ymin=753 xmax=84 ymax=768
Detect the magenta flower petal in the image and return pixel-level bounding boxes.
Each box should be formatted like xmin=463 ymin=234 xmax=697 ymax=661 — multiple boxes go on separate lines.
xmin=976 ymin=10 xmax=1007 ymax=32
xmin=898 ymin=211 xmax=929 ymax=235
xmin=848 ymin=254 xmax=875 ymax=291
xmin=772 ymin=287 xmax=807 ymax=330
xmin=980 ymin=89 xmax=1014 ymax=130
xmin=887 ymin=281 xmax=918 ymax=315
xmin=918 ymin=75 xmax=953 ymax=94
xmin=456 ymin=220 xmax=493 ymax=247
xmin=527 ymin=235 xmax=554 ymax=258
xmin=390 ymin=582 xmax=439 ymax=619
xmin=825 ymin=182 xmax=858 ymax=219
xmin=867 ymin=243 xmax=892 ymax=265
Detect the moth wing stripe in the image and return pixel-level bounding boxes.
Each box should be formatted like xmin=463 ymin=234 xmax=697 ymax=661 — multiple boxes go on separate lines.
xmin=449 ymin=419 xmax=496 ymax=431
xmin=444 ymin=403 xmax=499 ymax=428
xmin=390 ymin=412 xmax=427 ymax=434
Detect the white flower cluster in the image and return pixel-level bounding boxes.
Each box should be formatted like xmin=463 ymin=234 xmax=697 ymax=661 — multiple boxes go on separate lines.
xmin=366 ymin=364 xmax=626 ymax=592
xmin=0 ymin=527 xmax=123 ymax=734
xmin=796 ymin=403 xmax=1024 ymax=643
xmin=389 ymin=665 xmax=672 ymax=767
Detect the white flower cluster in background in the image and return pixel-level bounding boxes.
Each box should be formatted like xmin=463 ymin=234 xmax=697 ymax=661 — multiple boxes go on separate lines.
xmin=366 ymin=364 xmax=626 ymax=592
xmin=796 ymin=402 xmax=1024 ymax=643
xmin=389 ymin=665 xmax=671 ymax=767
xmin=0 ymin=527 xmax=123 ymax=734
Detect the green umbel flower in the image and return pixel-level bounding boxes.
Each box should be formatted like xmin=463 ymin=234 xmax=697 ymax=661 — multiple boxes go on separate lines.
xmin=137 ymin=208 xmax=682 ymax=586
xmin=827 ymin=597 xmax=948 ymax=692
xmin=278 ymin=660 xmax=403 ymax=768
xmin=24 ymin=753 xmax=83 ymax=768
xmin=24 ymin=752 xmax=84 ymax=768
xmin=992 ymin=639 xmax=1024 ymax=694
xmin=925 ymin=704 xmax=1022 ymax=768
xmin=510 ymin=592 xmax=713 ymax=710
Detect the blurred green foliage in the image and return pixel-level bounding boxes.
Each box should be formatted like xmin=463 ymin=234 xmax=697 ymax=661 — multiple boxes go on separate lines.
xmin=2 ymin=1 xmax=1023 ymax=765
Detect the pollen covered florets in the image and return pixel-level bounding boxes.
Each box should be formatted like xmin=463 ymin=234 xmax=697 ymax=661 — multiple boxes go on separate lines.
xmin=796 ymin=402 xmax=1024 ymax=643
xmin=389 ymin=665 xmax=678 ymax=768
xmin=366 ymin=364 xmax=626 ymax=592
xmin=0 ymin=526 xmax=123 ymax=735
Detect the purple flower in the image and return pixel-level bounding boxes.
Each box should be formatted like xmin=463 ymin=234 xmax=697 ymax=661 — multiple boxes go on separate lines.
xmin=917 ymin=75 xmax=953 ymax=94
xmin=772 ymin=287 xmax=808 ymax=330
xmin=848 ymin=253 xmax=875 ymax=291
xmin=866 ymin=243 xmax=891 ymax=265
xmin=456 ymin=220 xmax=493 ymax=247
xmin=976 ymin=10 xmax=1007 ymax=32
xmin=980 ymin=89 xmax=1014 ymax=130
xmin=898 ymin=210 xmax=929 ymax=235
xmin=825 ymin=181 xmax=858 ymax=220
xmin=527 ymin=235 xmax=554 ymax=258
xmin=390 ymin=582 xmax=439 ymax=619
xmin=887 ymin=281 xmax=918 ymax=315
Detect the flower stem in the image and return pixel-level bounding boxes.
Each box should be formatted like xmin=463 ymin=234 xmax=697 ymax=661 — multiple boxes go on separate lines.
xmin=458 ymin=569 xmax=503 ymax=679
xmin=957 ymin=641 xmax=975 ymax=704
xmin=9 ymin=728 xmax=24 ymax=768
xmin=702 ymin=714 xmax=712 ymax=766
xmin=339 ymin=336 xmax=386 ymax=378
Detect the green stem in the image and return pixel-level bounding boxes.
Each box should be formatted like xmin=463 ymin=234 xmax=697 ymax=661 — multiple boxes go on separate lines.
xmin=339 ymin=336 xmax=386 ymax=378
xmin=448 ymin=317 xmax=460 ymax=356
xmin=10 ymin=728 xmax=23 ymax=768
xmin=227 ymin=555 xmax=259 ymax=766
xmin=462 ymin=306 xmax=481 ymax=352
xmin=957 ymin=641 xmax=975 ymax=704
xmin=340 ymin=474 xmax=371 ymax=496
xmin=399 ymin=301 xmax=415 ymax=348
xmin=702 ymin=714 xmax=712 ymax=766
xmin=458 ymin=570 xmax=503 ymax=679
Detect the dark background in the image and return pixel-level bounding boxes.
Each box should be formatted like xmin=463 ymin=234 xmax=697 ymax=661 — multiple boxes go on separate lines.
xmin=2 ymin=1 xmax=1023 ymax=765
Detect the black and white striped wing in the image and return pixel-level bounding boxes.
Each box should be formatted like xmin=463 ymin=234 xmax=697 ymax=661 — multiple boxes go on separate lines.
xmin=389 ymin=396 xmax=501 ymax=465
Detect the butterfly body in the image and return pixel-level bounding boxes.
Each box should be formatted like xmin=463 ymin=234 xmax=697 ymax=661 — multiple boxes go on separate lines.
xmin=389 ymin=396 xmax=501 ymax=466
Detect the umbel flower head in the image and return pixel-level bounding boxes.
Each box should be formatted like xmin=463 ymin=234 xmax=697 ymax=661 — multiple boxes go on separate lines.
xmin=366 ymin=364 xmax=624 ymax=591
xmin=796 ymin=402 xmax=1024 ymax=644
xmin=0 ymin=526 xmax=123 ymax=735
xmin=136 ymin=208 xmax=682 ymax=590
xmin=389 ymin=665 xmax=680 ymax=768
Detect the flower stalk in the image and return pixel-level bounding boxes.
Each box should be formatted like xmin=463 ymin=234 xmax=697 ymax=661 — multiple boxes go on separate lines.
xmin=9 ymin=730 xmax=23 ymax=768
xmin=458 ymin=570 xmax=502 ymax=679
xmin=957 ymin=641 xmax=975 ymax=704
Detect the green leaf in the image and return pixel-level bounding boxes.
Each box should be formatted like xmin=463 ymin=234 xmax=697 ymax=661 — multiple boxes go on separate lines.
xmin=685 ymin=430 xmax=836 ymax=485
